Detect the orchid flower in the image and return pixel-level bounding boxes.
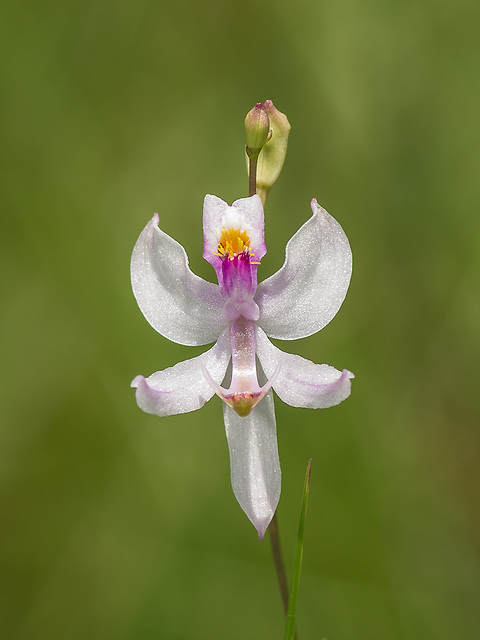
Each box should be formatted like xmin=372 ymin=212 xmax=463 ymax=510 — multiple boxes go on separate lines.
xmin=131 ymin=194 xmax=353 ymax=539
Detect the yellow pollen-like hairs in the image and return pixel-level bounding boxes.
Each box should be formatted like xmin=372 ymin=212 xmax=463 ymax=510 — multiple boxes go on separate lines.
xmin=216 ymin=227 xmax=255 ymax=261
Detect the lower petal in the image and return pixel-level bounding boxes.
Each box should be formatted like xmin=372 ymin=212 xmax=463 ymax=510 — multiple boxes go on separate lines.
xmin=256 ymin=329 xmax=354 ymax=409
xmin=131 ymin=331 xmax=230 ymax=416
xmin=223 ymin=390 xmax=281 ymax=540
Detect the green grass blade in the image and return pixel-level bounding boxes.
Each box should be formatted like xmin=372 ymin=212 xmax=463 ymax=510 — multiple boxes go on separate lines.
xmin=284 ymin=459 xmax=312 ymax=640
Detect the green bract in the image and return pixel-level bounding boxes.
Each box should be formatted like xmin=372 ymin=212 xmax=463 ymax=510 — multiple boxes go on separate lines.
xmin=255 ymin=100 xmax=291 ymax=204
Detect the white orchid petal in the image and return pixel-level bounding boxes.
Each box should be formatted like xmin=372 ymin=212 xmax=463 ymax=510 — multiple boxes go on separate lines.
xmin=256 ymin=329 xmax=354 ymax=408
xmin=223 ymin=390 xmax=281 ymax=540
xmin=132 ymin=331 xmax=231 ymax=416
xmin=255 ymin=200 xmax=352 ymax=339
xmin=131 ymin=214 xmax=227 ymax=346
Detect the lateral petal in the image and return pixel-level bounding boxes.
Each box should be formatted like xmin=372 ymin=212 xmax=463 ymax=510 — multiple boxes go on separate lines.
xmin=131 ymin=214 xmax=227 ymax=346
xmin=255 ymin=200 xmax=352 ymax=339
xmin=256 ymin=329 xmax=354 ymax=408
xmin=223 ymin=390 xmax=281 ymax=540
xmin=131 ymin=331 xmax=231 ymax=416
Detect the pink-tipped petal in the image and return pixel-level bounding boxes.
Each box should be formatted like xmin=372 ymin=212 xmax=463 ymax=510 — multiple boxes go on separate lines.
xmin=255 ymin=201 xmax=352 ymax=340
xmin=131 ymin=331 xmax=231 ymax=416
xmin=131 ymin=214 xmax=227 ymax=346
xmin=256 ymin=328 xmax=354 ymax=408
xmin=223 ymin=390 xmax=281 ymax=540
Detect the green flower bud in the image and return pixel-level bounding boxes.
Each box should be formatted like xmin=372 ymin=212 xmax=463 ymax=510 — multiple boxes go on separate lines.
xmin=245 ymin=103 xmax=270 ymax=159
xmin=255 ymin=100 xmax=291 ymax=204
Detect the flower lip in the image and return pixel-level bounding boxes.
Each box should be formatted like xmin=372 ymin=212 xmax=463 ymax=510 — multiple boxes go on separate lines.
xmin=215 ymin=227 xmax=260 ymax=264
xmin=203 ymin=194 xmax=266 ymax=269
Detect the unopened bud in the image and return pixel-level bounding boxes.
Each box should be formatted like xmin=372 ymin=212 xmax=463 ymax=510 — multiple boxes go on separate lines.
xmin=255 ymin=100 xmax=291 ymax=204
xmin=245 ymin=103 xmax=270 ymax=159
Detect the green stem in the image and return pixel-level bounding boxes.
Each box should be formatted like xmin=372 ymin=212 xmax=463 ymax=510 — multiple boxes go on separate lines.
xmin=269 ymin=514 xmax=299 ymax=640
xmin=284 ymin=460 xmax=312 ymax=640
xmin=269 ymin=513 xmax=290 ymax=615
xmin=248 ymin=155 xmax=258 ymax=197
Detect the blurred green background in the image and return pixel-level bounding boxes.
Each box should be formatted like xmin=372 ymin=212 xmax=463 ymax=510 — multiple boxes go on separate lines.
xmin=1 ymin=0 xmax=479 ymax=638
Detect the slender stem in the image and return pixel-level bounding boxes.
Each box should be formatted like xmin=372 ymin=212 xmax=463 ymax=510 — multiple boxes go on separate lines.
xmin=283 ymin=460 xmax=312 ymax=640
xmin=269 ymin=512 xmax=289 ymax=615
xmin=269 ymin=513 xmax=299 ymax=640
xmin=248 ymin=155 xmax=258 ymax=197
